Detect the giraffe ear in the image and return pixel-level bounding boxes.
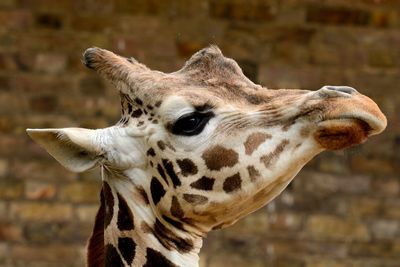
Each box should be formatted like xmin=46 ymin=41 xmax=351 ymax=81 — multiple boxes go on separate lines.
xmin=26 ymin=128 xmax=103 ymax=173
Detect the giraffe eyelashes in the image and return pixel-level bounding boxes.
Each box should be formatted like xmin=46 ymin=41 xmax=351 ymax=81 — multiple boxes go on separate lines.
xmin=171 ymin=111 xmax=214 ymax=136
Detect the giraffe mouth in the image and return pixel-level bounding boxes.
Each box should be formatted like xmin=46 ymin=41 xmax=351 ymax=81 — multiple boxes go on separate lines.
xmin=314 ymin=118 xmax=373 ymax=150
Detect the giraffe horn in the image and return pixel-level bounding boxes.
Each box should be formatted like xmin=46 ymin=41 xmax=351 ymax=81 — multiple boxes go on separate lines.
xmin=82 ymin=47 xmax=150 ymax=88
xmin=179 ymin=45 xmax=258 ymax=88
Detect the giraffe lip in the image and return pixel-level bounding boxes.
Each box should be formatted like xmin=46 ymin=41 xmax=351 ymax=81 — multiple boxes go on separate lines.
xmin=315 ymin=118 xmax=372 ymax=150
xmin=321 ymin=113 xmax=385 ymax=136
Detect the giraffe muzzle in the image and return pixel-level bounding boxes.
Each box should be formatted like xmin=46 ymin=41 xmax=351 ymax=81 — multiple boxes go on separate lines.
xmin=313 ymin=86 xmax=387 ymax=150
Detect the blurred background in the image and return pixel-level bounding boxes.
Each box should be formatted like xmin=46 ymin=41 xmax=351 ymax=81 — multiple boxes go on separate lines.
xmin=0 ymin=0 xmax=399 ymax=266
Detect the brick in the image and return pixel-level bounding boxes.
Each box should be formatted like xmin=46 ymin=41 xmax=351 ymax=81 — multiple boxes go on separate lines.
xmin=0 ymin=116 xmax=13 ymax=133
xmin=224 ymin=209 xmax=269 ymax=237
xmin=79 ymin=75 xmax=105 ymax=95
xmin=18 ymin=0 xmax=75 ymax=12
xmin=301 ymin=241 xmax=348 ymax=258
xmin=345 ymin=68 xmax=400 ymax=94
xmin=318 ymin=153 xmax=349 ymax=173
xmin=349 ymin=242 xmax=399 ymax=258
xmin=0 ymin=180 xmax=23 ymax=200
xmin=348 ymin=197 xmax=381 ymax=218
xmin=34 ymin=53 xmax=67 ymax=74
xmin=25 ymin=181 xmax=56 ymax=200
xmin=12 ymin=73 xmax=77 ymax=93
xmin=29 ymin=95 xmax=58 ymax=113
xmin=383 ymin=199 xmax=400 ymax=219
xmin=176 ymin=40 xmax=206 ymax=58
xmin=0 ymin=10 xmax=33 ymax=31
xmin=306 ymin=5 xmax=371 ymax=26
xmin=207 ymin=250 xmax=268 ymax=267
xmin=0 ymin=202 xmax=7 ymax=219
xmin=237 ymin=59 xmax=258 ymax=83
xmin=0 ymin=0 xmax=16 ymax=8
xmin=210 ymin=0 xmax=274 ymax=22
xmin=34 ymin=13 xmax=64 ymax=29
xmin=0 ymin=223 xmax=22 ymax=242
xmin=75 ymin=205 xmax=99 ymax=223
xmin=0 ymin=159 xmax=8 ymax=177
xmin=369 ymin=220 xmax=400 ymax=240
xmin=258 ymin=65 xmax=346 ymax=89
xmin=367 ymin=47 xmax=397 ymax=68
xmin=0 ymin=242 xmax=10 ymax=263
xmin=350 ymin=154 xmax=395 ymax=175
xmin=23 ymin=222 xmax=91 ymax=244
xmin=370 ymin=9 xmax=397 ymax=28
xmin=114 ymin=0 xmax=167 ymax=15
xmin=10 ymin=159 xmax=77 ymax=181
xmin=11 ymin=244 xmax=79 ymax=262
xmin=300 ymin=171 xmax=371 ymax=196
xmin=0 ymin=74 xmax=11 ymax=91
xmin=268 ymin=212 xmax=303 ymax=232
xmin=272 ymin=42 xmax=310 ymax=65
xmin=58 ymin=182 xmax=101 ymax=203
xmin=70 ymin=15 xmax=114 ymax=32
xmin=305 ymin=258 xmax=347 ymax=267
xmin=9 ymin=202 xmax=73 ymax=222
xmin=73 ymin=0 xmax=114 ymax=14
xmin=305 ymin=215 xmax=370 ymax=241
xmin=372 ymin=177 xmax=399 ymax=196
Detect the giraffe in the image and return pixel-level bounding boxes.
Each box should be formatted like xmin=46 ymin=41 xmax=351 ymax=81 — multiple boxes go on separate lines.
xmin=27 ymin=46 xmax=386 ymax=267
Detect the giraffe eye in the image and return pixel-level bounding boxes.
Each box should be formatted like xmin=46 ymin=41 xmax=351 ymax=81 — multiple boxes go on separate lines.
xmin=171 ymin=111 xmax=214 ymax=136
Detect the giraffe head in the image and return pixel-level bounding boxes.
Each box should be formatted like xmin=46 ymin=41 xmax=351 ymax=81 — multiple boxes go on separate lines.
xmin=27 ymin=46 xmax=386 ymax=236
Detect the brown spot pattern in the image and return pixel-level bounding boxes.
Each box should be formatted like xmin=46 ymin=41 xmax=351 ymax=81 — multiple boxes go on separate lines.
xmin=157 ymin=140 xmax=166 ymax=150
xmin=190 ymin=176 xmax=215 ymax=191
xmin=150 ymin=177 xmax=166 ymax=205
xmin=117 ymin=193 xmax=134 ymax=231
xmin=244 ymin=132 xmax=272 ymax=155
xmin=260 ymin=139 xmax=289 ymax=167
xmin=152 ymin=219 xmax=194 ymax=253
xmin=131 ymin=109 xmax=143 ymax=118
xmin=134 ymin=97 xmax=143 ymax=106
xmin=183 ymin=194 xmax=208 ymax=205
xmin=247 ymin=165 xmax=261 ymax=182
xmin=144 ymin=247 xmax=177 ymax=267
xmin=105 ymin=244 xmax=124 ymax=267
xmin=137 ymin=186 xmax=150 ymax=205
xmin=176 ymin=158 xmax=198 ymax=176
xmin=166 ymin=142 xmax=176 ymax=152
xmin=162 ymin=215 xmax=185 ymax=231
xmin=223 ymin=173 xmax=242 ymax=193
xmin=170 ymin=196 xmax=184 ymax=218
xmin=146 ymin=148 xmax=156 ymax=157
xmin=246 ymin=94 xmax=264 ymax=105
xmin=202 ymin=145 xmax=239 ymax=171
xmin=118 ymin=237 xmax=136 ymax=265
xmin=157 ymin=164 xmax=169 ymax=185
xmin=141 ymin=221 xmax=152 ymax=233
xmin=162 ymin=159 xmax=181 ymax=188
xmin=103 ymin=182 xmax=114 ymax=228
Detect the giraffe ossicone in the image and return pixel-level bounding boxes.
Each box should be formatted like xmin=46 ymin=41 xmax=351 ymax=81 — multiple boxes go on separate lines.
xmin=27 ymin=46 xmax=387 ymax=267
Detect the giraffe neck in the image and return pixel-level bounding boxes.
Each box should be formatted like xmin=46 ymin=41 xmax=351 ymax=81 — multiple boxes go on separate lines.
xmin=88 ymin=167 xmax=203 ymax=267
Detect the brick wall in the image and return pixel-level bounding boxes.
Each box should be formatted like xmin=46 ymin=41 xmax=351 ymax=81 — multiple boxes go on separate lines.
xmin=0 ymin=0 xmax=399 ymax=266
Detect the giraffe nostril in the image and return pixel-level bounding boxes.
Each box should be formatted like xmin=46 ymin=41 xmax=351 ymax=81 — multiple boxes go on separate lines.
xmin=318 ymin=86 xmax=358 ymax=98
xmin=325 ymin=86 xmax=358 ymax=95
